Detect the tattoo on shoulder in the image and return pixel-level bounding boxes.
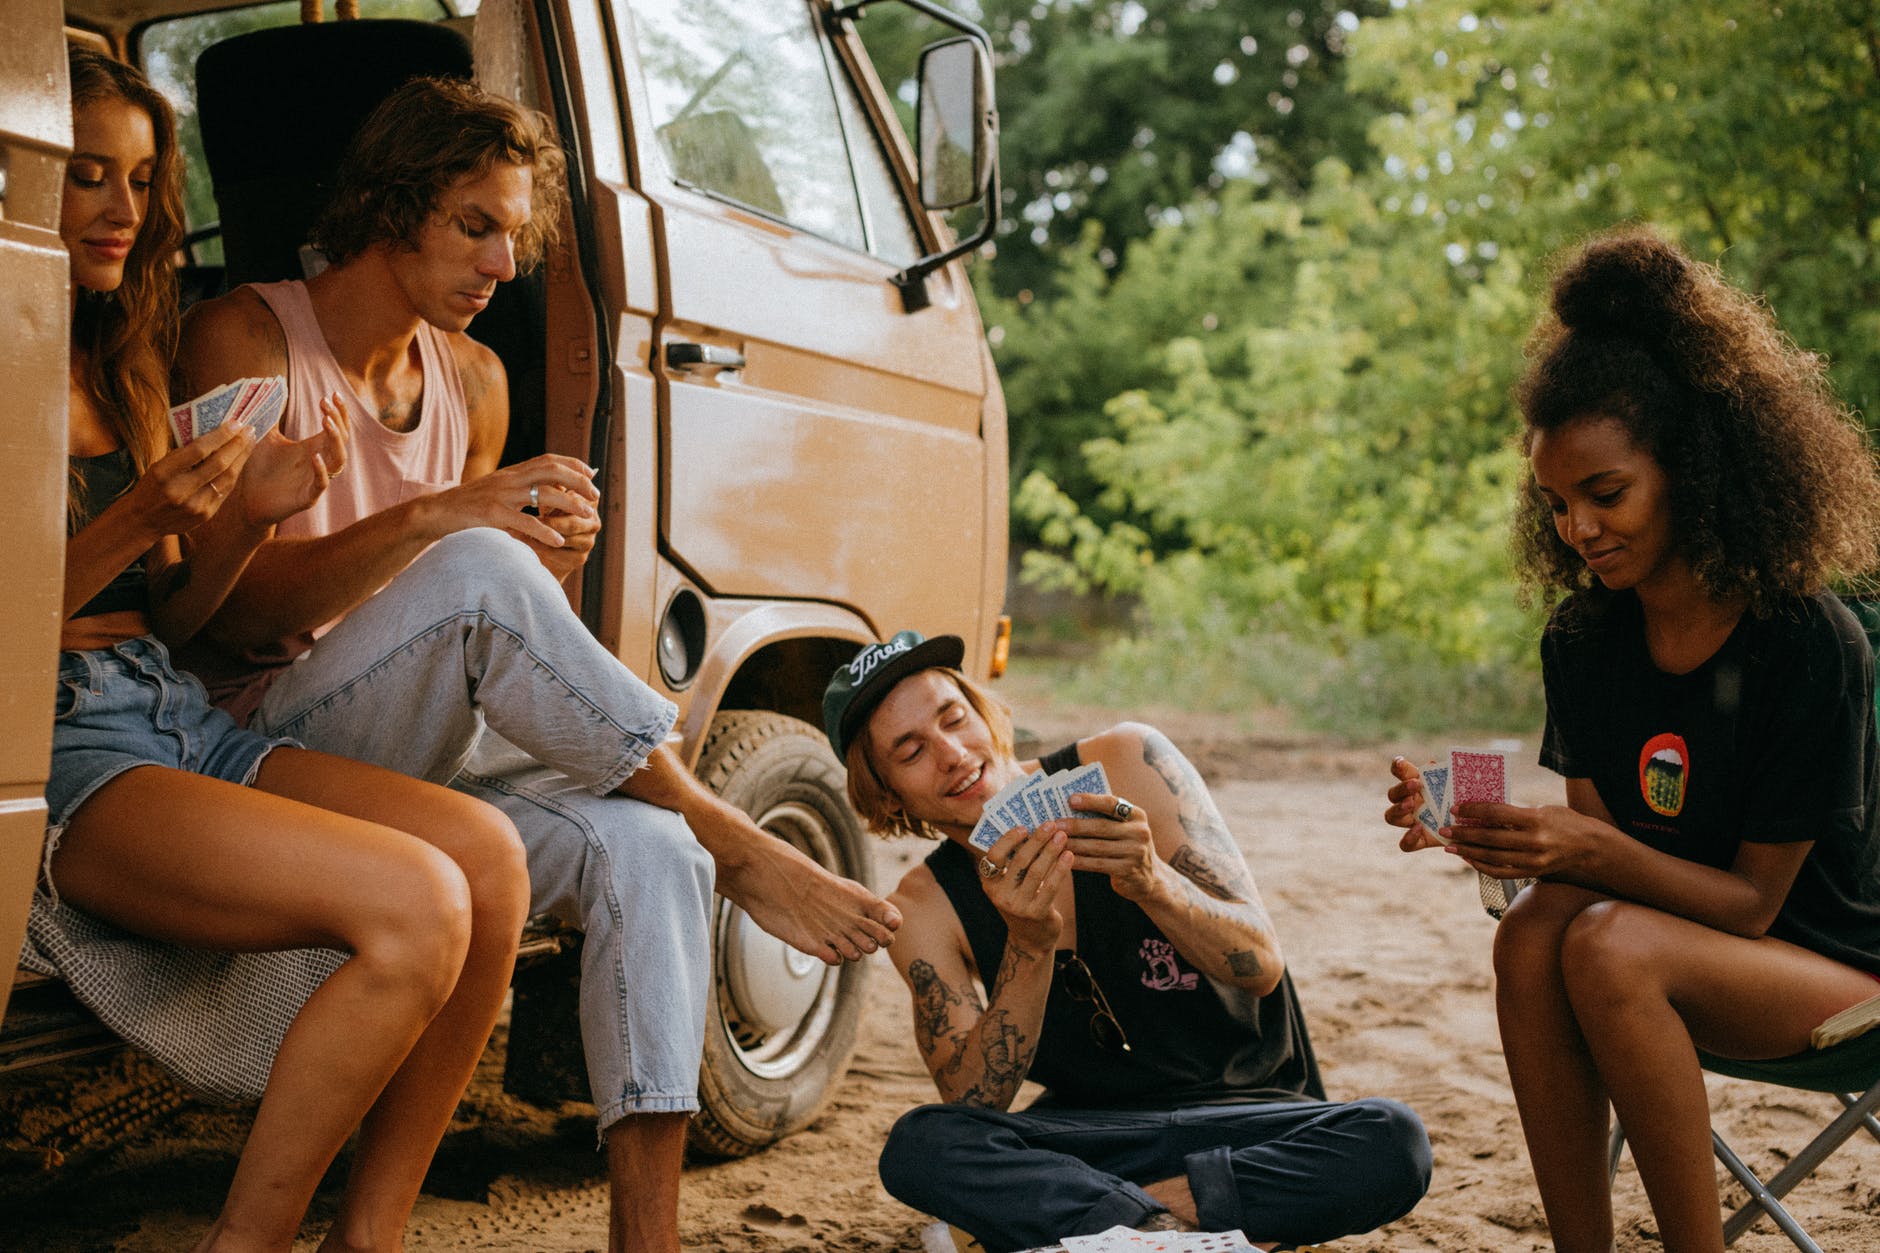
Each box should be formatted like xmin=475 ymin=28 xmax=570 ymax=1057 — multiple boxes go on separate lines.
xmin=1225 ymin=949 xmax=1264 ymax=979
xmin=1142 ymin=729 xmax=1257 ymax=892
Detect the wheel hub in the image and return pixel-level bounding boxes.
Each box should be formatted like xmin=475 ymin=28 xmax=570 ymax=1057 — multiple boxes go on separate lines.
xmin=721 ymin=904 xmax=824 ymax=1036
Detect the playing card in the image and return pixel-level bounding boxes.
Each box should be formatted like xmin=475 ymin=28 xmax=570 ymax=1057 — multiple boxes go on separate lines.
xmin=1060 ymin=1228 xmax=1254 ymax=1252
xmin=1027 ymin=769 xmax=1075 ymax=822
xmin=232 ymin=376 xmax=287 ymax=439
xmin=1055 ymin=760 xmax=1112 ymax=817
xmin=189 ymin=381 xmax=245 ymax=438
xmin=1004 ymin=769 xmax=1057 ymax=827
xmin=1447 ymin=748 xmax=1508 ymax=827
xmin=967 ymin=812 xmax=1003 ymax=851
xmin=167 ymin=399 xmax=195 ymax=448
xmin=170 ymin=377 xmax=290 ymax=446
xmin=1415 ymin=763 xmax=1449 ymax=835
xmin=973 ymin=773 xmax=1035 ymax=850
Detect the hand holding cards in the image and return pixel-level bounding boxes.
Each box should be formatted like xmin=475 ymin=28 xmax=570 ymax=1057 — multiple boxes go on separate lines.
xmin=169 ymin=376 xmax=287 ymax=447
xmin=969 ymin=761 xmax=1114 ymax=851
xmin=1413 ymin=747 xmax=1508 ymax=834
xmin=1411 ymin=747 xmax=1533 ymax=919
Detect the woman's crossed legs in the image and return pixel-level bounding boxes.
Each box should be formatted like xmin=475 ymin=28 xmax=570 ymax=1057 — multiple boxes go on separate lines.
xmin=51 ymin=748 xmax=530 ymax=1253
xmin=1494 ymin=883 xmax=1878 ymax=1253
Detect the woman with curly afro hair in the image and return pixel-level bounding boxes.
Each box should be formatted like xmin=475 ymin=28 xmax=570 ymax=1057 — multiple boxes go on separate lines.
xmin=1384 ymin=228 xmax=1880 ymax=1252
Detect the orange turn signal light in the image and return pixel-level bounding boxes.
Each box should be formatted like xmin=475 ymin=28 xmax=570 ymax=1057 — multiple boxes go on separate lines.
xmin=989 ymin=614 xmax=1012 ymax=679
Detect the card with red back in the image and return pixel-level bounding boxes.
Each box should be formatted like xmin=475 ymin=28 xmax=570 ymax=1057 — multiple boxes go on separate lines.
xmin=1446 ymin=748 xmax=1508 ymax=827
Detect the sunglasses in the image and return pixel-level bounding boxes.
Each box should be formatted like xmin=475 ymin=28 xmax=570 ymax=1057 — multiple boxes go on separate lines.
xmin=1055 ymin=950 xmax=1131 ymax=1055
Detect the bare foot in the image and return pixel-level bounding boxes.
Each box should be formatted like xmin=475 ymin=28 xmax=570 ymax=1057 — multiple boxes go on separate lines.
xmin=615 ymin=745 xmax=901 ymax=962
xmin=715 ymin=831 xmax=901 ymax=964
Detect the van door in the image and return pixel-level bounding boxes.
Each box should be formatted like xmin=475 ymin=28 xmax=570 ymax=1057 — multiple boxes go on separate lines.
xmin=0 ymin=1 xmax=73 ymax=1018
xmin=610 ymin=0 xmax=996 ymax=646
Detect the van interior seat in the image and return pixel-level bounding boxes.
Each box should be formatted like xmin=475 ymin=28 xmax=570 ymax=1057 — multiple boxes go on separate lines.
xmin=193 ymin=19 xmax=546 ymax=461
xmin=196 ymin=19 xmax=474 ymax=288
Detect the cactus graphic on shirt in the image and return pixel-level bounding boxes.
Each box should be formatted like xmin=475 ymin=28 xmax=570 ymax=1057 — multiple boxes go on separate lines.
xmin=1638 ymin=733 xmax=1690 ymax=817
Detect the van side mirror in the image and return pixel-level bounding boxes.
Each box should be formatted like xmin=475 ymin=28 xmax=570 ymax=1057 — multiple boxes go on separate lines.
xmin=829 ymin=0 xmax=1002 ymax=312
xmin=916 ymin=36 xmax=993 ymax=211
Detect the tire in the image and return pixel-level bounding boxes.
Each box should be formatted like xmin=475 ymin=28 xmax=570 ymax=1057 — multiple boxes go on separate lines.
xmin=687 ymin=710 xmax=875 ymax=1159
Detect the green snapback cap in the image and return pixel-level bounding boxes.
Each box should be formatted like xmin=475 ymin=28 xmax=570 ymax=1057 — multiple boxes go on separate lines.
xmin=823 ymin=630 xmax=966 ymax=761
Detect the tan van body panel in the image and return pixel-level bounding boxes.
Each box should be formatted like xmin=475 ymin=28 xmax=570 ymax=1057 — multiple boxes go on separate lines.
xmin=544 ymin=0 xmax=1006 ymax=748
xmin=0 ymin=0 xmax=74 ymax=1019
xmin=14 ymin=1 xmax=1006 ymax=1128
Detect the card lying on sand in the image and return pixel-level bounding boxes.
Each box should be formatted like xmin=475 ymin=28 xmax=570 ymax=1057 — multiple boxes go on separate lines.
xmin=168 ymin=376 xmax=287 ymax=447
xmin=968 ymin=761 xmax=1113 ymax=851
xmin=1058 ymin=1224 xmax=1253 ymax=1252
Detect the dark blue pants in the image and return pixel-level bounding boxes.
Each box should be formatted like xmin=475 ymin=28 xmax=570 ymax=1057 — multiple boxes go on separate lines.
xmin=878 ymin=1097 xmax=1431 ymax=1252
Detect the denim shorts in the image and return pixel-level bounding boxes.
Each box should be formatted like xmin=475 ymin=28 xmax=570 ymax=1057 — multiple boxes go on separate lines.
xmin=48 ymin=635 xmax=299 ymax=846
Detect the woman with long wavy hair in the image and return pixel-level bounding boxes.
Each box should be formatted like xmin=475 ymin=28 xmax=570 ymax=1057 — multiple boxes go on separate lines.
xmin=41 ymin=48 xmax=530 ymax=1253
xmin=1385 ymin=228 xmax=1880 ymax=1253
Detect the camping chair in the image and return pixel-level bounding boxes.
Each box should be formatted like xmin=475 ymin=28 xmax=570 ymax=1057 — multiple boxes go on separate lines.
xmin=1481 ymin=873 xmax=1880 ymax=1250
xmin=1605 ymin=1030 xmax=1880 ymax=1251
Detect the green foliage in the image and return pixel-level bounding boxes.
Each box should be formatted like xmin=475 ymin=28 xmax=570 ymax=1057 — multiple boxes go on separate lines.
xmin=1015 ymin=171 xmax=1538 ymax=677
xmin=855 ymin=0 xmax=1388 ymax=297
xmin=989 ymin=0 xmax=1880 ymax=729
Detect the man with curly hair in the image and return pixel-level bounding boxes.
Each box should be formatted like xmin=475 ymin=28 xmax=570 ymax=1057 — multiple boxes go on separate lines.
xmin=176 ymin=76 xmax=899 ymax=1253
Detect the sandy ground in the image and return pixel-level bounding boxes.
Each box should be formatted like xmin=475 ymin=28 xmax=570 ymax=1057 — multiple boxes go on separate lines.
xmin=3 ymin=676 xmax=1879 ymax=1250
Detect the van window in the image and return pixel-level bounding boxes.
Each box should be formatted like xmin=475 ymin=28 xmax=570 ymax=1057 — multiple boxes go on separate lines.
xmin=136 ymin=0 xmax=454 ymax=268
xmin=626 ymin=0 xmax=916 ymax=262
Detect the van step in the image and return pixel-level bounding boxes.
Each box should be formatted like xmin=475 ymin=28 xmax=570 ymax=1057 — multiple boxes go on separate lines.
xmin=1 ymin=919 xmax=572 ymax=1078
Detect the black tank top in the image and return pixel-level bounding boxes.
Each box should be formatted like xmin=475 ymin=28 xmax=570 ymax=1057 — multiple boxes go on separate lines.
xmin=926 ymin=741 xmax=1325 ymax=1109
xmin=69 ymin=449 xmax=149 ymax=618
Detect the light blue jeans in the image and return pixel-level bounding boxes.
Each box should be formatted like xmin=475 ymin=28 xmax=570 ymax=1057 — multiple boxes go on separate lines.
xmin=249 ymin=529 xmax=714 ymax=1128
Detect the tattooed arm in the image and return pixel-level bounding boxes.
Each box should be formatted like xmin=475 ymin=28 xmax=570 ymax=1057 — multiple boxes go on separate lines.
xmin=887 ymin=861 xmax=1060 ymax=1109
xmin=1051 ymin=723 xmax=1283 ymax=993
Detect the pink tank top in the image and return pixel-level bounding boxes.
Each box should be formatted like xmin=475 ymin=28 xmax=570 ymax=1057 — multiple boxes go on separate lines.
xmin=253 ymin=279 xmax=467 ymax=540
xmin=198 ymin=280 xmax=469 ymax=722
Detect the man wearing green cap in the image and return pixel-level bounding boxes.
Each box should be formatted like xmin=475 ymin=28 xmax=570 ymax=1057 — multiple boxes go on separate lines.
xmin=825 ymin=632 xmax=1431 ymax=1251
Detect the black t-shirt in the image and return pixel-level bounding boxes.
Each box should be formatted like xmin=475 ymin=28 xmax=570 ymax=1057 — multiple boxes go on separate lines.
xmin=924 ymin=742 xmax=1325 ymax=1109
xmin=1540 ymin=591 xmax=1880 ymax=973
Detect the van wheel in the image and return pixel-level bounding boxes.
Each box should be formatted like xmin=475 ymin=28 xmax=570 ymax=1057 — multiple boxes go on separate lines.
xmin=688 ymin=710 xmax=873 ymax=1159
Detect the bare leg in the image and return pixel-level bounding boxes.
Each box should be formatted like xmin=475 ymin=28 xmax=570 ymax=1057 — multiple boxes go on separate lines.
xmin=606 ymin=1112 xmax=688 ymax=1253
xmin=51 ymin=756 xmax=523 ymax=1252
xmin=1560 ymin=901 xmax=1879 ymax=1253
xmin=1491 ymin=883 xmax=1617 ymax=1253
xmin=616 ymin=747 xmax=899 ymax=963
xmin=54 ymin=752 xmax=526 ymax=1249
xmin=253 ymin=750 xmax=531 ymax=1252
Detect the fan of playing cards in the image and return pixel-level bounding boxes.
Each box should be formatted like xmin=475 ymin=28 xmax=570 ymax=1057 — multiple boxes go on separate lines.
xmin=1415 ymin=748 xmax=1535 ymax=920
xmin=168 ymin=376 xmax=288 ymax=448
xmin=970 ymin=761 xmax=1114 ymax=851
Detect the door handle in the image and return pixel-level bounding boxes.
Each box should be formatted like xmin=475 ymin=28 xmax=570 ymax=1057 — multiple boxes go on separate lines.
xmin=665 ymin=342 xmax=746 ymax=373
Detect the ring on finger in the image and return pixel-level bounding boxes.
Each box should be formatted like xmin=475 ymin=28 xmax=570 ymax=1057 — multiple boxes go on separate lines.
xmin=977 ymin=854 xmax=1006 ymax=881
xmin=529 ymin=484 xmax=541 ymax=511
xmin=1113 ymin=798 xmax=1134 ymax=821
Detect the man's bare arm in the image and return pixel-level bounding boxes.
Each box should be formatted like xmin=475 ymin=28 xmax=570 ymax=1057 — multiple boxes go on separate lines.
xmin=890 ymin=873 xmax=1054 ymax=1110
xmin=176 ymin=293 xmax=596 ymax=648
xmin=450 ymin=334 xmax=600 ymax=583
xmin=1088 ymin=724 xmax=1285 ymax=993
